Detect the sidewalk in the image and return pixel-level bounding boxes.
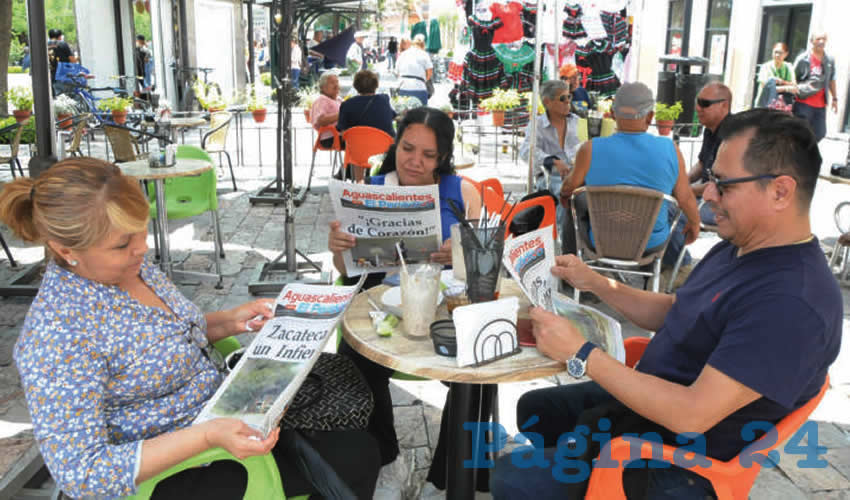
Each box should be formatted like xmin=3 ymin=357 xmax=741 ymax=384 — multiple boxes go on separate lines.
xmin=1 ymin=119 xmax=849 ymax=499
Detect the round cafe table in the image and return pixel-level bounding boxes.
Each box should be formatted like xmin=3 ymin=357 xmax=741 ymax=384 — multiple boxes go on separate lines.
xmin=118 ymin=158 xmax=213 ymax=282
xmin=342 ymin=280 xmax=564 ymax=500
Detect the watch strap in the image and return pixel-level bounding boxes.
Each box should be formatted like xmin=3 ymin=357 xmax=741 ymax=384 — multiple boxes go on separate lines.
xmin=575 ymin=341 xmax=597 ymax=362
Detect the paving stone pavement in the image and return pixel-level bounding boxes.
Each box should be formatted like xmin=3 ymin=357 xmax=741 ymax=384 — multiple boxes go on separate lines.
xmin=1 ymin=125 xmax=849 ymax=499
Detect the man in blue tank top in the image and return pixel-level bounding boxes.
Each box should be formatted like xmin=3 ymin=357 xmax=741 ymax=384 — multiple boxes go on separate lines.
xmin=559 ymin=82 xmax=700 ymax=267
xmin=492 ymin=108 xmax=841 ymax=500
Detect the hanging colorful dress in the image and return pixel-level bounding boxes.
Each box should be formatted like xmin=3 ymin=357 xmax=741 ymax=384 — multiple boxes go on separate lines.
xmin=575 ymin=39 xmax=620 ymax=97
xmin=459 ymin=16 xmax=505 ymax=104
xmin=491 ymin=1 xmax=524 ymax=44
xmin=521 ymin=1 xmax=537 ymax=39
xmin=562 ymin=3 xmax=587 ymax=40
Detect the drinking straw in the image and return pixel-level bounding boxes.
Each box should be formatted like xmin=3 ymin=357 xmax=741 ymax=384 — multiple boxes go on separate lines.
xmin=395 ymin=242 xmax=409 ymax=277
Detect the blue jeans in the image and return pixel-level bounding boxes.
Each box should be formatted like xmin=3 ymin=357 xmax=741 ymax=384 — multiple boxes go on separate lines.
xmin=536 ymin=171 xmax=566 ymax=229
xmin=398 ymin=89 xmax=428 ymax=107
xmin=666 ymin=204 xmax=691 ymax=268
xmin=490 ymin=381 xmax=716 ymax=499
xmin=291 ymin=68 xmax=301 ymax=89
xmin=792 ymin=100 xmax=826 ymax=142
xmin=756 ymin=78 xmax=778 ymax=108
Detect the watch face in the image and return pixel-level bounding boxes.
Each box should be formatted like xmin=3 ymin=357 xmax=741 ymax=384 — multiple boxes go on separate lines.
xmin=567 ymin=358 xmax=585 ymax=378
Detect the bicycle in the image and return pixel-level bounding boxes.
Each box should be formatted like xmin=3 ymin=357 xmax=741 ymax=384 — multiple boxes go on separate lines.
xmin=54 ymin=62 xmax=150 ymax=127
xmin=170 ymin=62 xmax=219 ymax=112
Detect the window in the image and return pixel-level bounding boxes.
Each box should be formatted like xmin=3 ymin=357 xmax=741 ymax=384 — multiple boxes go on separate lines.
xmin=665 ymin=0 xmax=685 ymax=71
xmin=704 ymin=0 xmax=732 ymax=75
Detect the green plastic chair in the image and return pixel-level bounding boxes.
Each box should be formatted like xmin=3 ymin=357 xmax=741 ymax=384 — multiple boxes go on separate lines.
xmin=148 ymin=145 xmax=224 ymax=286
xmin=125 ymin=337 xmax=309 ymax=500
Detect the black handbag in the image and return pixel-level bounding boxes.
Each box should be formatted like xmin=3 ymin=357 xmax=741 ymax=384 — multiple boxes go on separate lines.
xmin=281 ymin=353 xmax=374 ymax=431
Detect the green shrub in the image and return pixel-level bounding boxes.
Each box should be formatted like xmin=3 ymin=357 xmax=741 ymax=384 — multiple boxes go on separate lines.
xmin=0 ymin=116 xmax=36 ymax=144
xmin=7 ymin=66 xmax=25 ymax=74
xmin=260 ymin=72 xmax=272 ymax=87
xmin=9 ymin=38 xmax=24 ymax=65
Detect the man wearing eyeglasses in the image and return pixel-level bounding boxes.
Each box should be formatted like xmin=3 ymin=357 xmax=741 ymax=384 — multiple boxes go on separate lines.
xmin=688 ymin=82 xmax=733 ymax=226
xmin=519 ymin=79 xmax=583 ymax=229
xmin=792 ymin=31 xmax=837 ymax=142
xmin=492 ymin=108 xmax=841 ymax=500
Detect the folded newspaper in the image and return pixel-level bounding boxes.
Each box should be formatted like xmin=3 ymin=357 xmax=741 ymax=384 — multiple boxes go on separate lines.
xmin=502 ymin=226 xmax=557 ymax=311
xmin=501 ymin=227 xmax=624 ymax=362
xmin=194 ymin=277 xmax=364 ymax=437
xmin=328 ymin=179 xmax=442 ymax=276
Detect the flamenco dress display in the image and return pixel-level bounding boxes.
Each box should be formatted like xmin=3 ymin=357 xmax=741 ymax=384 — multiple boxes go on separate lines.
xmin=459 ymin=16 xmax=505 ymax=105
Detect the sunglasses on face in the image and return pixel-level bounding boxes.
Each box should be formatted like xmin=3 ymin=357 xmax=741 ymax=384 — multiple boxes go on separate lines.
xmin=558 ymin=94 xmax=571 ymax=102
xmin=697 ymin=97 xmax=726 ymax=108
xmin=707 ymin=171 xmax=779 ymax=195
xmin=182 ymin=322 xmax=226 ymax=372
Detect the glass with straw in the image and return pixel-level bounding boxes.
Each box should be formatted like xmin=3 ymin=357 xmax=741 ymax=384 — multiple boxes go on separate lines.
xmin=398 ymin=242 xmax=442 ymax=339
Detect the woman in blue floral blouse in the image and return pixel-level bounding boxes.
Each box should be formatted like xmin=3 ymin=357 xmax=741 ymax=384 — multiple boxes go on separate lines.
xmin=0 ymin=158 xmax=380 ymax=499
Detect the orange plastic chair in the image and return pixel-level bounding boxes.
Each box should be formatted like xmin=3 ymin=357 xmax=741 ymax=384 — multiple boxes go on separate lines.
xmin=480 ymin=178 xmax=504 ymax=198
xmin=503 ymin=195 xmax=557 ymax=240
xmin=341 ymin=126 xmax=394 ymax=182
xmin=305 ymin=125 xmax=343 ymax=192
xmin=461 ymin=177 xmax=512 ymax=219
xmin=586 ymin=339 xmax=830 ymax=500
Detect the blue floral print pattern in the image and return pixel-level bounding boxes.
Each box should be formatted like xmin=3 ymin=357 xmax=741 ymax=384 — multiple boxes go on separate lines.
xmin=15 ymin=260 xmax=223 ymax=498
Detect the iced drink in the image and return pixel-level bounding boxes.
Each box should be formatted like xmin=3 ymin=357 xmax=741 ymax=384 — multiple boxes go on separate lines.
xmin=400 ymin=263 xmax=442 ymax=339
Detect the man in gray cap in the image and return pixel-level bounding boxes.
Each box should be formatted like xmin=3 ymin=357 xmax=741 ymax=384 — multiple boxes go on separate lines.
xmin=559 ymin=81 xmax=700 ymax=268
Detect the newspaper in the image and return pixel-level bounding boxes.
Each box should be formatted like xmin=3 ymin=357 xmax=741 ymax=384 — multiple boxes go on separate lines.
xmin=551 ymin=292 xmax=625 ymax=363
xmin=328 ymin=179 xmax=442 ymax=276
xmin=194 ymin=277 xmax=364 ymax=437
xmin=502 ymin=227 xmax=557 ymax=311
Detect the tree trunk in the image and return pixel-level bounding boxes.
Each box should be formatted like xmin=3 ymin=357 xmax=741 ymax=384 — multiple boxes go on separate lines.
xmin=0 ymin=0 xmax=12 ymax=117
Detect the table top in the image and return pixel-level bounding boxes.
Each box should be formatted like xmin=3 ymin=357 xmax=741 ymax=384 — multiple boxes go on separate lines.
xmin=166 ymin=117 xmax=208 ymax=128
xmin=819 ymin=173 xmax=850 ymax=186
xmin=118 ymin=158 xmax=212 ymax=180
xmin=342 ymin=281 xmax=565 ymax=383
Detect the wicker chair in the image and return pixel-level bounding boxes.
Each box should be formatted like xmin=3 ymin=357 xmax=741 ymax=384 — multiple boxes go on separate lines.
xmin=64 ymin=113 xmax=93 ymax=157
xmin=570 ymin=185 xmax=681 ymax=301
xmin=103 ymin=124 xmax=144 ymax=163
xmin=202 ymin=111 xmax=236 ymax=191
xmin=0 ymin=121 xmax=27 ymax=178
xmin=666 ymin=199 xmax=718 ymax=292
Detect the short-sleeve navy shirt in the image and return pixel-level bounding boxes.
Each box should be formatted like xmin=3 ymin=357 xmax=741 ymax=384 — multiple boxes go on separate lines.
xmin=636 ymin=238 xmax=841 ymax=461
xmin=697 ymin=114 xmax=731 ymax=182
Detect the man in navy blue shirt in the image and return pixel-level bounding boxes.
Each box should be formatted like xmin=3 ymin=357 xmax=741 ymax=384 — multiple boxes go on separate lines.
xmin=491 ymin=109 xmax=842 ymax=499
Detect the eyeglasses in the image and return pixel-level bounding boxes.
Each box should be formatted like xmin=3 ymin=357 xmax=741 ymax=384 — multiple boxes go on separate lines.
xmin=558 ymin=94 xmax=571 ymax=102
xmin=182 ymin=322 xmax=226 ymax=373
xmin=560 ymin=76 xmax=569 ymax=82
xmin=707 ymin=171 xmax=779 ymax=195
xmin=696 ymin=97 xmax=727 ymax=108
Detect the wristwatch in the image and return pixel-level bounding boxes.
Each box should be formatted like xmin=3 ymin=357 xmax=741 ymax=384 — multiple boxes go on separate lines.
xmin=566 ymin=341 xmax=597 ymax=378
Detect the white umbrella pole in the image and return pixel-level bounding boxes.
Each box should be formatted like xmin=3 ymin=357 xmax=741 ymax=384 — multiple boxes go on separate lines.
xmin=527 ymin=0 xmax=544 ymax=194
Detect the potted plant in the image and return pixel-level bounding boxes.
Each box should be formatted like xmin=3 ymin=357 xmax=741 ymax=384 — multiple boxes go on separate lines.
xmin=193 ymin=80 xmax=227 ymax=112
xmin=97 ymin=96 xmax=133 ymax=124
xmin=439 ymin=103 xmax=454 ymax=119
xmin=6 ymin=86 xmax=34 ymax=123
xmin=247 ymin=86 xmax=268 ymax=123
xmin=479 ymin=89 xmax=521 ymax=127
xmin=54 ymin=94 xmax=77 ymax=129
xmin=298 ymin=87 xmax=320 ymax=122
xmin=390 ymin=95 xmax=421 ymax=115
xmin=655 ymin=101 xmax=683 ymax=136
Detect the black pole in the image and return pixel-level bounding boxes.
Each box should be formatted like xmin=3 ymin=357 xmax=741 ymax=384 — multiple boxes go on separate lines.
xmin=26 ymin=0 xmax=56 ymax=178
xmin=113 ymin=0 xmax=126 ymax=76
xmin=681 ymin=0 xmax=693 ymax=59
xmin=247 ymin=0 xmax=255 ymax=85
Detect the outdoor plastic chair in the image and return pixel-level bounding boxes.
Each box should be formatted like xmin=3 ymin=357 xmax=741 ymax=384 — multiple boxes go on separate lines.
xmin=0 ymin=120 xmax=27 ymax=178
xmin=480 ymin=178 xmax=504 ymax=198
xmin=503 ymin=195 xmax=557 ymax=240
xmin=125 ymin=336 xmax=309 ymax=500
xmin=340 ymin=126 xmax=394 ymax=182
xmin=666 ymin=199 xmax=719 ymax=293
xmin=570 ymin=185 xmax=681 ymax=302
xmin=587 ymin=336 xmax=830 ymax=500
xmin=305 ymin=126 xmax=343 ymax=193
xmin=203 ymin=111 xmax=237 ymax=192
xmin=148 ymin=145 xmax=225 ymax=287
xmin=103 ymin=124 xmax=145 ymax=163
xmin=462 ymin=177 xmax=511 ymax=219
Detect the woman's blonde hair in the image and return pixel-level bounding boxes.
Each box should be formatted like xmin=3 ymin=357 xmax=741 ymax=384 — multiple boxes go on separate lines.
xmin=0 ymin=157 xmax=150 ymax=263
